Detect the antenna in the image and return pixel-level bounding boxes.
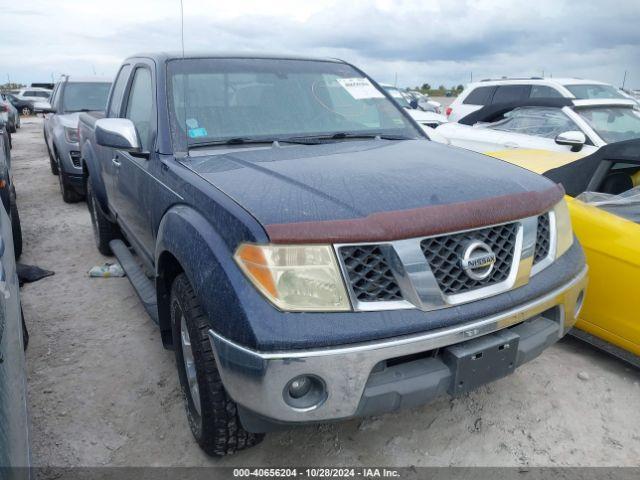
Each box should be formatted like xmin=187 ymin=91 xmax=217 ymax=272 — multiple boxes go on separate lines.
xmin=179 ymin=0 xmax=185 ymax=57
xmin=178 ymin=0 xmax=188 ymax=157
xmin=622 ymin=70 xmax=628 ymax=89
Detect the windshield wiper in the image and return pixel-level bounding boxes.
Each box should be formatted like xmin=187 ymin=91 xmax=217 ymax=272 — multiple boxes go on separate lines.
xmin=188 ymin=133 xmax=416 ymax=149
xmin=281 ymin=132 xmax=415 ymax=143
xmin=189 ymin=137 xmax=277 ymax=148
xmin=65 ymin=108 xmax=93 ymax=113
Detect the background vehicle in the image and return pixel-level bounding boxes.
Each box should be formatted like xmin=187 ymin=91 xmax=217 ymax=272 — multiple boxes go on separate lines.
xmin=380 ymin=84 xmax=448 ymax=127
xmin=2 ymin=93 xmax=34 ymax=116
xmin=43 ymin=76 xmax=112 ymax=202
xmin=0 ymin=130 xmax=29 ymax=475
xmin=0 ymin=95 xmax=19 ymax=133
xmin=13 ymin=87 xmax=52 ymax=102
xmin=488 ymin=141 xmax=640 ymax=365
xmin=79 ymin=53 xmax=586 ymax=456
xmin=436 ymin=98 xmax=640 ymax=154
xmin=404 ymin=90 xmax=442 ymax=113
xmin=14 ymin=87 xmax=52 ymax=113
xmin=0 ymin=120 xmax=23 ymax=259
xmin=446 ymin=77 xmax=630 ymax=122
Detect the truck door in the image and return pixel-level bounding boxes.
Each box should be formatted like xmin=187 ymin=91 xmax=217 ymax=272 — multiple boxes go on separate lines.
xmin=101 ymin=64 xmax=133 ymax=206
xmin=112 ymin=64 xmax=156 ymax=263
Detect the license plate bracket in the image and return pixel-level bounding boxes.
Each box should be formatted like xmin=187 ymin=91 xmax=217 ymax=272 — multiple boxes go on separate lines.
xmin=443 ymin=329 xmax=520 ymax=396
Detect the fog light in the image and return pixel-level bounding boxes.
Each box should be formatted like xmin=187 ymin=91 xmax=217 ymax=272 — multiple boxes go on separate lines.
xmin=283 ymin=375 xmax=327 ymax=411
xmin=288 ymin=376 xmax=312 ymax=399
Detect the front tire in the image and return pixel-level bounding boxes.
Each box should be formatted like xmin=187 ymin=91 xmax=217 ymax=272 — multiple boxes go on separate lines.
xmin=57 ymin=157 xmax=83 ymax=203
xmin=47 ymin=141 xmax=59 ymax=175
xmin=87 ymin=178 xmax=120 ymax=256
xmin=171 ymin=273 xmax=264 ymax=456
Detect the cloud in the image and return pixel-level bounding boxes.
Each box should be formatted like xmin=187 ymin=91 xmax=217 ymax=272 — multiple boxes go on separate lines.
xmin=0 ymin=0 xmax=638 ymax=89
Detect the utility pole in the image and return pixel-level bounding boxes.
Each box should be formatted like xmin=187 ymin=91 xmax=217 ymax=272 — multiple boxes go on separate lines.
xmin=470 ymin=71 xmax=473 ymax=82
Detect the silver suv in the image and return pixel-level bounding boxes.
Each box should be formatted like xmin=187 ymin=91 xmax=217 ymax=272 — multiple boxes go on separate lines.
xmin=43 ymin=76 xmax=111 ymax=202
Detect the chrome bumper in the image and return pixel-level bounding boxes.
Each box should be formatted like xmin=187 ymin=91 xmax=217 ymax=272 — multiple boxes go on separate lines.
xmin=208 ymin=266 xmax=587 ymax=423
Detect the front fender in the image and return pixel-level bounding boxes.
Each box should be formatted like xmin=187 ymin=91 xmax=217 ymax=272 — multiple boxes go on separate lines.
xmin=155 ymin=205 xmax=259 ymax=348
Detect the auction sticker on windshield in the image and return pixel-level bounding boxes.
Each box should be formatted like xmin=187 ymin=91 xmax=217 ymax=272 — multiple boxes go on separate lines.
xmin=337 ymin=78 xmax=385 ymax=99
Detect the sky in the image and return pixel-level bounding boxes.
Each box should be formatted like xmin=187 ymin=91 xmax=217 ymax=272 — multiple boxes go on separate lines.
xmin=1 ymin=0 xmax=639 ymax=89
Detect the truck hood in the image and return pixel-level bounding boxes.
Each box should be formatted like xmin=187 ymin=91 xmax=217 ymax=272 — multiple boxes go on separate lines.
xmin=55 ymin=112 xmax=82 ymax=128
xmin=184 ymin=139 xmax=558 ymax=234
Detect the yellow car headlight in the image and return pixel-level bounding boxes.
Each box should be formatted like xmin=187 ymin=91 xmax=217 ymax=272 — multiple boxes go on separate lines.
xmin=234 ymin=244 xmax=351 ymax=312
xmin=554 ymin=198 xmax=574 ymax=258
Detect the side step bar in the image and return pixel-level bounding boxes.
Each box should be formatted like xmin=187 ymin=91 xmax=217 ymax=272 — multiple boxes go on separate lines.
xmin=109 ymin=239 xmax=159 ymax=324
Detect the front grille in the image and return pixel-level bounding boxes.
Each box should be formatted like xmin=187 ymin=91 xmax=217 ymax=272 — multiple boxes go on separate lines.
xmin=533 ymin=214 xmax=551 ymax=264
xmin=69 ymin=151 xmax=81 ymax=168
xmin=339 ymin=245 xmax=403 ymax=302
xmin=420 ymin=223 xmax=518 ymax=296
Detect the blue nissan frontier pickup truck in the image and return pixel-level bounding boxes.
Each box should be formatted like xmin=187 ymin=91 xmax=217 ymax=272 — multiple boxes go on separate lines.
xmin=78 ymin=53 xmax=588 ymax=456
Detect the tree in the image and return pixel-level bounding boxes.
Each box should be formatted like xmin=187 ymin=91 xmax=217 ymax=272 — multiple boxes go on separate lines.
xmin=456 ymin=84 xmax=464 ymax=91
xmin=421 ymin=83 xmax=431 ymax=91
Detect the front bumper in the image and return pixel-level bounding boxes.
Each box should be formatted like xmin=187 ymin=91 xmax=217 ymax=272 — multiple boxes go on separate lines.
xmin=208 ymin=266 xmax=587 ymax=425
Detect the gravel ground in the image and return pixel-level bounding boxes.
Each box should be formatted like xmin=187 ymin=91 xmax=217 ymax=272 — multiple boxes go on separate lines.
xmin=11 ymin=117 xmax=640 ymax=468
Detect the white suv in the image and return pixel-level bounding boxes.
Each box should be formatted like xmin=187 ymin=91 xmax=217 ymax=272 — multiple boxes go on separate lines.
xmin=446 ymin=78 xmax=629 ymax=122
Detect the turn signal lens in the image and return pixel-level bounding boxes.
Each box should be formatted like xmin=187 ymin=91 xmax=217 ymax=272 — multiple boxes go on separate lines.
xmin=234 ymin=244 xmax=350 ymax=312
xmin=554 ymin=199 xmax=573 ymax=258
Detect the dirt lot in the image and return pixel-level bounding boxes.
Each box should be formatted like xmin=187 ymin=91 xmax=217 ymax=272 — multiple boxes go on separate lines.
xmin=11 ymin=117 xmax=640 ymax=467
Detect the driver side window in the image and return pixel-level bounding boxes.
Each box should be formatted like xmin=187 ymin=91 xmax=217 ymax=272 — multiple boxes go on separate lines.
xmin=125 ymin=68 xmax=154 ymax=152
xmin=491 ymin=107 xmax=578 ymax=139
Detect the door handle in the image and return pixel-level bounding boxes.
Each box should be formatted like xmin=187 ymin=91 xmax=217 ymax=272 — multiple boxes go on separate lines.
xmin=503 ymin=142 xmax=519 ymax=149
xmin=112 ymin=157 xmax=121 ymax=167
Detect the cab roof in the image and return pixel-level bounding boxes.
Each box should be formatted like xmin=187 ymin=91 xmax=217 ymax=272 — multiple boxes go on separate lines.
xmin=126 ymin=52 xmax=344 ymax=64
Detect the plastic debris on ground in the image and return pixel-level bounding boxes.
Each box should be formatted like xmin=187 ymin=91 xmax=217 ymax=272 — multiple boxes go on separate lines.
xmin=88 ymin=263 xmax=126 ymax=278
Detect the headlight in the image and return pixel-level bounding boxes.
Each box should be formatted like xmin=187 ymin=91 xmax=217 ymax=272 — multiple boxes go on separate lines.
xmin=64 ymin=126 xmax=79 ymax=143
xmin=234 ymin=244 xmax=350 ymax=312
xmin=554 ymin=199 xmax=573 ymax=258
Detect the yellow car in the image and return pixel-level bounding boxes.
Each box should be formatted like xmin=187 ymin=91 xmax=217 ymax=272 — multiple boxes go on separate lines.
xmin=488 ymin=140 xmax=640 ymax=364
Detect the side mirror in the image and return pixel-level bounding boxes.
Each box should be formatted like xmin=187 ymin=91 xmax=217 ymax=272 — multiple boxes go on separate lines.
xmin=409 ymin=99 xmax=419 ymax=109
xmin=555 ymin=130 xmax=586 ymax=152
xmin=95 ymin=118 xmax=141 ymax=152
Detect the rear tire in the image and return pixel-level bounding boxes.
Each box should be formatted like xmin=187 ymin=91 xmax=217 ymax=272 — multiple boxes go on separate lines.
xmin=171 ymin=273 xmax=264 ymax=456
xmin=87 ymin=178 xmax=119 ymax=256
xmin=10 ymin=193 xmax=22 ymax=259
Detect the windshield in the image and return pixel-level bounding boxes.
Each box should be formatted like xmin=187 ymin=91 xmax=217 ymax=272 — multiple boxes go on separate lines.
xmin=565 ymin=84 xmax=627 ymax=100
xmin=383 ymin=86 xmax=411 ymax=108
xmin=62 ymin=82 xmax=111 ymax=113
xmin=577 ymin=107 xmax=640 ymax=143
xmin=167 ymin=58 xmax=419 ymax=149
